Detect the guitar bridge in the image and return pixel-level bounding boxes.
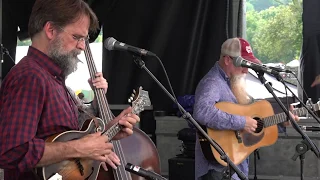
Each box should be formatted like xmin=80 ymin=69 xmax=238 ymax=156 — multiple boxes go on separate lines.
xmin=235 ymin=131 xmax=242 ymax=143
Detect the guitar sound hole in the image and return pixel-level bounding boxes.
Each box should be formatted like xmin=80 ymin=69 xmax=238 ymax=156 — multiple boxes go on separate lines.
xmin=253 ymin=117 xmax=264 ymax=133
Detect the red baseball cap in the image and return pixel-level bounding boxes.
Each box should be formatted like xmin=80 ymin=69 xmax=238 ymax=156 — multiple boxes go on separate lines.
xmin=221 ymin=37 xmax=262 ymax=64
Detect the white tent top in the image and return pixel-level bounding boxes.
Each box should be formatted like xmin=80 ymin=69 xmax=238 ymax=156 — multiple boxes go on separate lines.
xmin=246 ymin=69 xmax=297 ymax=99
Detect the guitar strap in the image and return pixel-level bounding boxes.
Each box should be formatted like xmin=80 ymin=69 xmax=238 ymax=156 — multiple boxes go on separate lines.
xmin=197 ymin=125 xmax=216 ymax=161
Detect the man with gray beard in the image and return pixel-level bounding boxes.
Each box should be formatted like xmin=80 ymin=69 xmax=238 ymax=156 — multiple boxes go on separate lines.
xmin=193 ymin=38 xmax=299 ymax=180
xmin=0 ymin=0 xmax=139 ymax=179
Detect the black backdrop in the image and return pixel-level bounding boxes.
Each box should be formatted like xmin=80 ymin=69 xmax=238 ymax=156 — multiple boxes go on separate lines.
xmin=93 ymin=0 xmax=232 ymax=112
xmin=300 ymin=0 xmax=320 ymax=104
xmin=2 ymin=0 xmax=235 ymax=113
xmin=4 ymin=0 xmax=319 ymax=112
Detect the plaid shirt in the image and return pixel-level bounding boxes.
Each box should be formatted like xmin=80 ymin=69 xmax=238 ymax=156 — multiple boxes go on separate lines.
xmin=0 ymin=46 xmax=79 ymax=179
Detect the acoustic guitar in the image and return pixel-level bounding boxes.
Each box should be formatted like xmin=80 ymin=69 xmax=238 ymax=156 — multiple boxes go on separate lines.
xmin=40 ymin=86 xmax=151 ymax=180
xmin=201 ymin=100 xmax=319 ymax=166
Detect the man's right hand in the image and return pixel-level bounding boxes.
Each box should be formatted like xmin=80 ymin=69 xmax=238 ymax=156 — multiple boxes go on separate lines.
xmin=244 ymin=116 xmax=257 ymax=133
xmin=75 ymin=132 xmax=113 ymax=162
xmin=311 ymin=74 xmax=320 ymax=87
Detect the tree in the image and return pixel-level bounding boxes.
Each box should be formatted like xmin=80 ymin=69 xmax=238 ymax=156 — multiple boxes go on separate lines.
xmin=247 ymin=0 xmax=290 ymax=11
xmin=246 ymin=1 xmax=302 ymax=64
xmin=17 ymin=39 xmax=32 ymax=46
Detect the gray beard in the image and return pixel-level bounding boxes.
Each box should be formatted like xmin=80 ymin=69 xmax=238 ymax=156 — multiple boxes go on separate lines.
xmin=48 ymin=37 xmax=81 ymax=77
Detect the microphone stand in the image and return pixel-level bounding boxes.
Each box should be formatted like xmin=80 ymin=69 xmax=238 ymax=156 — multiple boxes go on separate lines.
xmin=255 ymin=70 xmax=320 ymax=180
xmin=132 ymin=55 xmax=248 ymax=180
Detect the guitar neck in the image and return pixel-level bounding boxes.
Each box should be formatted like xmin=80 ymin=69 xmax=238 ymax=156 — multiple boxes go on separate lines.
xmin=263 ymin=104 xmax=319 ymax=127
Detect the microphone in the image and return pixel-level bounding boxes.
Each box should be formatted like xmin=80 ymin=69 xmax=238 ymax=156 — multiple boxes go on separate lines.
xmin=232 ymin=56 xmax=280 ymax=76
xmin=104 ymin=37 xmax=156 ymax=57
xmin=125 ymin=163 xmax=167 ymax=180
xmin=263 ymin=65 xmax=293 ymax=73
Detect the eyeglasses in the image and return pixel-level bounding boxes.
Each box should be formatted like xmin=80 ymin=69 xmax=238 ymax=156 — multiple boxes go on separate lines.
xmin=57 ymin=26 xmax=89 ymax=44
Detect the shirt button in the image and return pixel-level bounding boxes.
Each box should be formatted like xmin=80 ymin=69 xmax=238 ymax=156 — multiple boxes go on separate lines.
xmin=54 ymin=76 xmax=57 ymax=79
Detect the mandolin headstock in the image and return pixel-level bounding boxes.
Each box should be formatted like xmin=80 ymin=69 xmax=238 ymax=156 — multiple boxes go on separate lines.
xmin=128 ymin=86 xmax=151 ymax=115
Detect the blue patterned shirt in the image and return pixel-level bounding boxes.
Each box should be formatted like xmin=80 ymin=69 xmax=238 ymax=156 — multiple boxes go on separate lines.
xmin=193 ymin=62 xmax=247 ymax=180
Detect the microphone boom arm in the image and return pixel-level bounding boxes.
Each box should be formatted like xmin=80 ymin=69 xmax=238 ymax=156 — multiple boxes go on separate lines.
xmin=132 ymin=55 xmax=248 ymax=180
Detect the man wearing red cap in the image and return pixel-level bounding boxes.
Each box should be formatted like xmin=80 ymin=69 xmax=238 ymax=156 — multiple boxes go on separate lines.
xmin=193 ymin=38 xmax=298 ymax=180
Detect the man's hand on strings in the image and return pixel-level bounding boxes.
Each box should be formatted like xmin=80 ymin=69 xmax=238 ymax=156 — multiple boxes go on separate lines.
xmin=101 ymin=151 xmax=121 ymax=171
xmin=113 ymin=107 xmax=140 ymax=140
xmin=88 ymin=72 xmax=108 ymax=94
xmin=282 ymin=104 xmax=299 ymax=126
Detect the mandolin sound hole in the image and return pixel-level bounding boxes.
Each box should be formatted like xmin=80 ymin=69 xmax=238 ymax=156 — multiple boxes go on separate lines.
xmin=253 ymin=117 xmax=264 ymax=133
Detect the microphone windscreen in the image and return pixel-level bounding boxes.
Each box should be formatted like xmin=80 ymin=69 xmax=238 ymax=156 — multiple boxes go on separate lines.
xmin=104 ymin=37 xmax=117 ymax=50
xmin=233 ymin=56 xmax=243 ymax=67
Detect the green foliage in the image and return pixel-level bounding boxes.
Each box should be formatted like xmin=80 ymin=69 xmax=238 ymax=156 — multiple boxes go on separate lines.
xmin=246 ymin=2 xmax=255 ymax=11
xmin=246 ymin=0 xmax=302 ymax=64
xmin=94 ymin=34 xmax=103 ymax=43
xmin=247 ymin=0 xmax=291 ymax=11
xmin=17 ymin=39 xmax=32 ymax=46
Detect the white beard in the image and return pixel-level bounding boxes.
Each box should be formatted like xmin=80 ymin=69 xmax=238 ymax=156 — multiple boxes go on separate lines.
xmin=230 ymin=74 xmax=251 ymax=105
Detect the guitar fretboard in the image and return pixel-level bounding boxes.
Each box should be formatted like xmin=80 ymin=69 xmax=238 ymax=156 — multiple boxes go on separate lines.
xmin=263 ymin=104 xmax=319 ymax=127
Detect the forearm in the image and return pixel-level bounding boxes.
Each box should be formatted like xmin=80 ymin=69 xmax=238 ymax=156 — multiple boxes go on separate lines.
xmin=194 ymin=106 xmax=245 ymax=130
xmin=194 ymin=82 xmax=245 ymax=130
xmin=36 ymin=141 xmax=81 ymax=167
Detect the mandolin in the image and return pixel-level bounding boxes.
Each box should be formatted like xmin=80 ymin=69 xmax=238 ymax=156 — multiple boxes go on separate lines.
xmin=41 ymin=86 xmax=151 ymax=180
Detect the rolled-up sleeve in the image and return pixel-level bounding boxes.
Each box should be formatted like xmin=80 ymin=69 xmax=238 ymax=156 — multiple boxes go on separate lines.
xmin=0 ymin=74 xmax=45 ymax=172
xmin=193 ymin=78 xmax=246 ymax=130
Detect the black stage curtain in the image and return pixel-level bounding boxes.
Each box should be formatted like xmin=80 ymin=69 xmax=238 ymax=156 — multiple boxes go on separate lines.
xmin=97 ymin=0 xmax=232 ymax=113
xmin=300 ymin=0 xmax=320 ymax=103
xmin=1 ymin=0 xmax=35 ymax=81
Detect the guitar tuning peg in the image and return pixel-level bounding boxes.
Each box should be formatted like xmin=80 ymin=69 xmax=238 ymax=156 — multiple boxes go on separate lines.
xmin=131 ymin=93 xmax=135 ymax=97
xmin=130 ymin=97 xmax=134 ymax=101
xmin=128 ymin=99 xmax=132 ymax=103
xmin=133 ymin=89 xmax=136 ymax=93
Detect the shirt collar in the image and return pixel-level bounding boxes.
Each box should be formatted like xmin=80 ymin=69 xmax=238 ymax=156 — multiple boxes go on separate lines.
xmin=27 ymin=46 xmax=64 ymax=79
xmin=216 ymin=62 xmax=230 ymax=82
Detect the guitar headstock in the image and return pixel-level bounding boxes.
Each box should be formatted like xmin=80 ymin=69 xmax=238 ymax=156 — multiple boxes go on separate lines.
xmin=128 ymin=86 xmax=151 ymax=115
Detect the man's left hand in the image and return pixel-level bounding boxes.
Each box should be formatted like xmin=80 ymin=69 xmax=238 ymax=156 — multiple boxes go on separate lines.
xmin=282 ymin=104 xmax=299 ymax=126
xmin=113 ymin=107 xmax=140 ymax=140
xmin=88 ymin=72 xmax=108 ymax=94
